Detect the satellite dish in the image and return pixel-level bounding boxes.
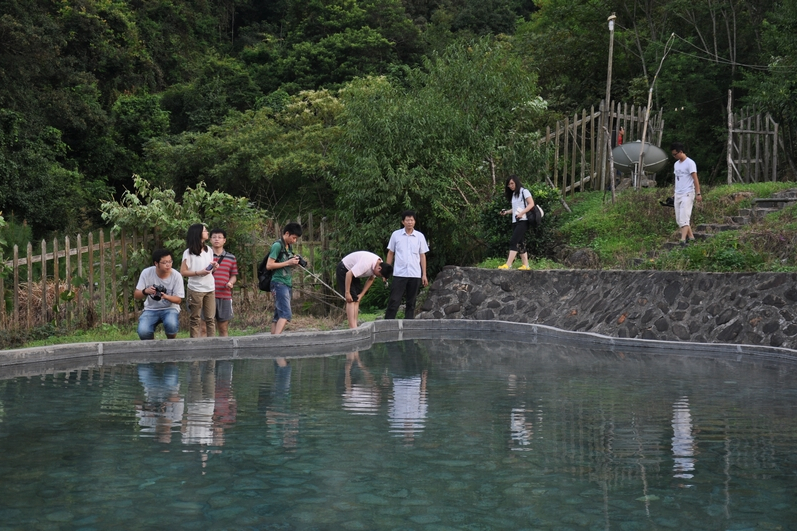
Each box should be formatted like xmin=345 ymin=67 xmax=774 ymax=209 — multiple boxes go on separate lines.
xmin=611 ymin=140 xmax=668 ymax=173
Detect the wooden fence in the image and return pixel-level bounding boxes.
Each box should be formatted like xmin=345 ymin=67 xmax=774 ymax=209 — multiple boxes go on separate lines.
xmin=727 ymin=90 xmax=780 ymax=184
xmin=1 ymin=215 xmax=334 ymax=333
xmin=539 ymin=99 xmax=664 ymax=195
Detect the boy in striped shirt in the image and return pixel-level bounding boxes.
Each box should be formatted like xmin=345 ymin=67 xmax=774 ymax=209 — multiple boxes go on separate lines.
xmin=210 ymin=228 xmax=239 ymax=336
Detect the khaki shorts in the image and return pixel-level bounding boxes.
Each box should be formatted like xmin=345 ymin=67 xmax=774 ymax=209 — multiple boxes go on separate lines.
xmin=215 ymin=298 xmax=234 ymax=322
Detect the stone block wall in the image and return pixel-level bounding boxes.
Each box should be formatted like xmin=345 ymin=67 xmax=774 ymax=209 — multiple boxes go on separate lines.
xmin=417 ymin=267 xmax=797 ymax=349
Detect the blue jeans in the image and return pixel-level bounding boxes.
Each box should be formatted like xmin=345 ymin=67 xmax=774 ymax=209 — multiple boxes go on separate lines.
xmin=138 ymin=309 xmax=180 ymax=340
xmin=271 ymin=281 xmax=293 ymax=323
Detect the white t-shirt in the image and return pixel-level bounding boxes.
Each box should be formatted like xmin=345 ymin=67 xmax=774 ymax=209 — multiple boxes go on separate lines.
xmin=342 ymin=251 xmax=380 ymax=278
xmin=182 ymin=247 xmax=216 ymax=292
xmin=511 ymin=188 xmax=532 ymax=222
xmin=135 ymin=266 xmax=184 ymax=312
xmin=674 ymin=157 xmax=698 ymax=195
xmin=386 ymin=229 xmax=429 ymax=278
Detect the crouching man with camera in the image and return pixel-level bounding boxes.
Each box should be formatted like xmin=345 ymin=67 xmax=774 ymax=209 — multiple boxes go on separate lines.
xmin=267 ymin=222 xmax=304 ymax=335
xmin=134 ymin=249 xmax=185 ymax=340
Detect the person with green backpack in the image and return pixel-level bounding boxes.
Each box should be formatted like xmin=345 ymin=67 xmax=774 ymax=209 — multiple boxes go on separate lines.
xmin=267 ymin=222 xmax=303 ymax=335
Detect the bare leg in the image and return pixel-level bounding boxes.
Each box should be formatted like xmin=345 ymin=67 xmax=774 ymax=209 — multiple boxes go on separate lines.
xmin=505 ymin=250 xmax=518 ymax=267
xmin=217 ymin=320 xmax=229 ymax=337
xmin=271 ymin=318 xmax=288 ymax=335
xmin=520 ymin=252 xmax=529 ymax=267
xmin=346 ymin=302 xmax=359 ymax=328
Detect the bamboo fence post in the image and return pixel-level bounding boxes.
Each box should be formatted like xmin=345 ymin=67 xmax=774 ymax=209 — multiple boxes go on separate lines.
xmin=26 ymin=242 xmax=33 ymax=329
xmin=99 ymin=230 xmax=106 ymax=323
xmin=40 ymin=240 xmax=47 ymax=327
xmin=745 ymin=110 xmax=752 ymax=182
xmin=772 ymin=120 xmax=779 ymax=182
xmin=77 ymin=234 xmax=83 ymax=324
xmin=562 ymin=116 xmax=570 ymax=194
xmin=12 ymin=245 xmax=19 ymax=329
xmin=554 ymin=121 xmax=561 ymax=188
xmin=589 ymin=107 xmax=596 ymax=183
xmin=0 ymin=251 xmax=4 ymax=326
xmin=88 ymin=232 xmax=95 ymax=318
xmin=755 ymin=112 xmax=762 ymax=182
xmin=569 ymin=112 xmax=577 ymax=196
xmin=121 ymin=230 xmax=130 ymax=322
xmin=580 ymin=108 xmax=587 ymax=190
xmin=65 ymin=235 xmax=72 ymax=328
xmin=53 ymin=238 xmax=59 ymax=325
xmin=109 ymin=231 xmax=118 ymax=323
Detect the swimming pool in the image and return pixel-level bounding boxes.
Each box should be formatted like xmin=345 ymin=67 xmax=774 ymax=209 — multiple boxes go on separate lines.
xmin=1 ymin=325 xmax=796 ymax=530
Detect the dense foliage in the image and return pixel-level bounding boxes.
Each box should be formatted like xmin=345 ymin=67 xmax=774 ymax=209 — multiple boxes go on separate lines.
xmin=1 ymin=0 xmax=795 ymax=272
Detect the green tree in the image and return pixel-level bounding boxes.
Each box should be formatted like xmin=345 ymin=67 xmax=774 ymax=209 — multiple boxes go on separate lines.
xmin=99 ymin=175 xmax=266 ymax=269
xmin=145 ymin=89 xmax=343 ymax=215
xmin=331 ymin=37 xmax=547 ymax=270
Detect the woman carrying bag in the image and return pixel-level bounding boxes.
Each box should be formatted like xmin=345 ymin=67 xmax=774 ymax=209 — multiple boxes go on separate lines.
xmin=498 ymin=175 xmax=536 ymax=271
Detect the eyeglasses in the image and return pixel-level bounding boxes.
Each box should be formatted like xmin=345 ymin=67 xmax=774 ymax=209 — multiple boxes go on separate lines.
xmin=158 ymin=260 xmax=173 ymax=265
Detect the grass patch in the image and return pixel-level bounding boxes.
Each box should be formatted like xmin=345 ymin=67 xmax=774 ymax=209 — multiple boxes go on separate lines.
xmin=478 ymin=257 xmax=564 ymax=270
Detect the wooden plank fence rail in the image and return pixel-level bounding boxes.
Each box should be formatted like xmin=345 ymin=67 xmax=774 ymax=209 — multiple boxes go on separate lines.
xmin=1 ymin=216 xmax=335 ymax=333
xmin=539 ymin=99 xmax=664 ymax=193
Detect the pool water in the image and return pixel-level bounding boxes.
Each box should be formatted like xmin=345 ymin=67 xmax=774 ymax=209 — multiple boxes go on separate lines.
xmin=1 ymin=338 xmax=796 ymax=530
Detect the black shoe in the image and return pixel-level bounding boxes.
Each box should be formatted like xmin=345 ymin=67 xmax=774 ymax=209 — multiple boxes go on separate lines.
xmin=679 ymin=240 xmax=687 ymax=247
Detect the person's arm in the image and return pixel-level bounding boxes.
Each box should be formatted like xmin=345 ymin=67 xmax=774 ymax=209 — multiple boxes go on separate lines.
xmin=420 ymin=253 xmax=428 ymax=287
xmin=386 ymin=250 xmax=395 ymax=266
xmin=180 ymin=255 xmax=210 ymax=278
xmin=267 ymin=255 xmax=299 ymax=270
xmin=345 ymin=270 xmax=355 ymax=302
xmin=226 ymin=273 xmax=237 ymax=290
xmin=522 ymin=192 xmax=535 ymax=216
xmin=692 ymin=172 xmax=702 ymax=201
xmin=359 ymin=276 xmax=375 ymax=299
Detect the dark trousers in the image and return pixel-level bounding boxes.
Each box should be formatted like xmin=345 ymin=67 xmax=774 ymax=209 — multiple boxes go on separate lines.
xmin=385 ymin=276 xmax=421 ymax=319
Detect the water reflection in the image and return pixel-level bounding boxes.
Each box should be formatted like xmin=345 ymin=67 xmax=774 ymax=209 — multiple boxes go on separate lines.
xmin=259 ymin=358 xmax=299 ymax=449
xmin=1 ymin=339 xmax=796 ymax=530
xmin=136 ymin=361 xmax=238 ymax=448
xmin=341 ymin=351 xmax=381 ymax=415
xmin=672 ymin=396 xmax=697 ymax=480
xmin=136 ymin=363 xmax=184 ymax=443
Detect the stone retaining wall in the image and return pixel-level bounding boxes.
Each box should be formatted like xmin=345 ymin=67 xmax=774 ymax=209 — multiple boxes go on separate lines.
xmin=417 ymin=267 xmax=797 ymax=349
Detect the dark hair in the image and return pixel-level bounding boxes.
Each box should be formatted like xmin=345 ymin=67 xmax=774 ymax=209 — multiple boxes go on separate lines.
xmin=282 ymin=222 xmax=302 ymax=237
xmin=152 ymin=248 xmax=172 ymax=265
xmin=670 ymin=141 xmax=685 ymax=153
xmin=504 ymin=175 xmax=522 ymax=201
xmin=401 ymin=210 xmax=416 ymax=222
xmin=379 ymin=263 xmax=393 ymax=279
xmin=209 ymin=228 xmax=227 ymax=238
xmin=186 ymin=224 xmax=208 ymax=256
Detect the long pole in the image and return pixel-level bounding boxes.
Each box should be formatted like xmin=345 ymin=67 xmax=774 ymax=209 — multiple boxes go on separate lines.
xmin=601 ymin=14 xmax=617 ymax=194
xmin=636 ymin=33 xmax=676 ymax=189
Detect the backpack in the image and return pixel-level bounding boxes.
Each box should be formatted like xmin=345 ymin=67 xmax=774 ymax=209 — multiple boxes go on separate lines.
xmin=257 ymin=240 xmax=286 ymax=292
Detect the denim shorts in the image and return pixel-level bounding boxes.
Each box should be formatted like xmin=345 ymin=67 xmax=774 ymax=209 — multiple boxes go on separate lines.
xmin=137 ymin=309 xmax=180 ymax=339
xmin=271 ymin=281 xmax=292 ymax=323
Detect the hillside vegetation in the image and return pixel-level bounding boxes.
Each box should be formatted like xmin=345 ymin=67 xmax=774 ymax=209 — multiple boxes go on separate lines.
xmin=502 ymin=182 xmax=797 ymax=272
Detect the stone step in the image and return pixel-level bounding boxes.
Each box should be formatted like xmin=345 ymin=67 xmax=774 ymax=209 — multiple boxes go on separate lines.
xmin=753 ymin=207 xmax=782 ymax=218
xmin=695 ymin=223 xmax=740 ymax=233
xmin=754 ymin=199 xmax=797 ymax=209
xmin=731 ymin=216 xmax=750 ymax=225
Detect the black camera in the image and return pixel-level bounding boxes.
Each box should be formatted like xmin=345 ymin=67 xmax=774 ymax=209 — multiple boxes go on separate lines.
xmin=296 ymin=255 xmax=308 ymax=268
xmin=150 ymin=285 xmax=168 ymax=301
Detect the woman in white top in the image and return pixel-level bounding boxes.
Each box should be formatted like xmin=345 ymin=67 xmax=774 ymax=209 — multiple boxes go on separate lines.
xmin=180 ymin=224 xmax=218 ymax=337
xmin=498 ymin=175 xmax=535 ymax=270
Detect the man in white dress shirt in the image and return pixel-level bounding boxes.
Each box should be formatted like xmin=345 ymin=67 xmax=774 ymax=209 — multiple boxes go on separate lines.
xmin=385 ymin=210 xmax=429 ymax=320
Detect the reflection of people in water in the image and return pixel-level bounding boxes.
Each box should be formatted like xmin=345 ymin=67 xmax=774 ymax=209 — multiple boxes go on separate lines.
xmin=136 ymin=363 xmax=184 ymax=444
xmin=507 ymin=373 xmax=534 ymax=450
xmin=182 ymin=361 xmax=217 ymax=448
xmin=212 ymin=360 xmax=237 ymax=446
xmin=341 ymin=351 xmax=381 ymax=415
xmin=386 ymin=341 xmax=429 ymax=444
xmin=672 ymin=396 xmax=696 ymax=480
xmin=259 ymin=358 xmax=299 ymax=449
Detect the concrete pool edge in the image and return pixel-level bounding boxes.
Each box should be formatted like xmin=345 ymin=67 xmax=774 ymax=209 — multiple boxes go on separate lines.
xmin=1 ymin=319 xmax=796 ymax=379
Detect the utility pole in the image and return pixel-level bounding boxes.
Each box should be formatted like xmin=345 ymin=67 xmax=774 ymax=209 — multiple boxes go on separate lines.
xmin=601 ymin=13 xmax=617 ymax=194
